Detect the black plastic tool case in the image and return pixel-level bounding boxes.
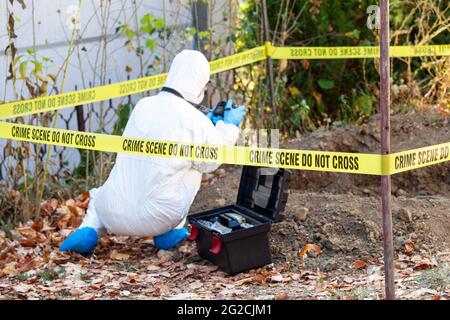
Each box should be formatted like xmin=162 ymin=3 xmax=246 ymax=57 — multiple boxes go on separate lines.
xmin=188 ymin=166 xmax=291 ymax=275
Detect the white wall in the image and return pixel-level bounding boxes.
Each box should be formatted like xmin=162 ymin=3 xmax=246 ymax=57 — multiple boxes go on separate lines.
xmin=0 ymin=0 xmax=196 ymax=173
xmin=1 ymin=0 xmax=194 ymax=99
xmin=0 ymin=0 xmax=229 ymax=177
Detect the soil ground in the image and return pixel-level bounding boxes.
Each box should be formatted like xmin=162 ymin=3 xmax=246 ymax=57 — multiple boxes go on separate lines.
xmin=192 ymin=110 xmax=450 ymax=271
xmin=286 ymin=111 xmax=450 ymax=197
xmin=0 ymin=110 xmax=449 ymax=300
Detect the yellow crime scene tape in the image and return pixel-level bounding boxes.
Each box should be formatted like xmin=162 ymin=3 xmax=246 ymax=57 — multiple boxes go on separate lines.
xmin=0 ymin=73 xmax=167 ymax=121
xmin=0 ymin=121 xmax=384 ymax=175
xmin=1 ymin=44 xmax=449 ymax=120
xmin=210 ymin=45 xmax=267 ymax=74
xmin=1 ymin=122 xmax=447 ymax=175
xmin=0 ymin=46 xmax=266 ymax=121
xmin=389 ymin=142 xmax=450 ymax=175
xmin=0 ymin=44 xmax=449 ymax=175
xmin=269 ymin=44 xmax=450 ymax=59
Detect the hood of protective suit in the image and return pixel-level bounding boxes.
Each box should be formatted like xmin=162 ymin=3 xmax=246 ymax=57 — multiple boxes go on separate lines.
xmin=164 ymin=50 xmax=210 ymax=104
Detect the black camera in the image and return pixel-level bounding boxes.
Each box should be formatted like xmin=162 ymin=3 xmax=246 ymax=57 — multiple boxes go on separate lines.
xmin=213 ymin=100 xmax=238 ymax=117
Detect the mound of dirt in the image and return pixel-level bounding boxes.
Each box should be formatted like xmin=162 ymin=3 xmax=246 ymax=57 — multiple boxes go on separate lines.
xmin=272 ymin=192 xmax=450 ymax=273
xmin=286 ymin=110 xmax=449 ymax=197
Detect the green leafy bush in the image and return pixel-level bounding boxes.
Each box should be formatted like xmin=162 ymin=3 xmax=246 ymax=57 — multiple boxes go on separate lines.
xmin=236 ymin=0 xmax=449 ymax=134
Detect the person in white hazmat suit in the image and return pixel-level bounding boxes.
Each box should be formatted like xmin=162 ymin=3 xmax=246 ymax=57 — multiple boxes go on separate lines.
xmin=59 ymin=50 xmax=245 ymax=254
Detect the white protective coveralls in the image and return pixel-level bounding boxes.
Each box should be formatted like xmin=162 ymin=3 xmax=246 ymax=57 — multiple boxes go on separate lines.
xmin=79 ymin=50 xmax=239 ymax=236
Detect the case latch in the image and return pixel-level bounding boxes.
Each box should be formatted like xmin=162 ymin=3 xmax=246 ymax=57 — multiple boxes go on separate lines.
xmin=209 ymin=235 xmax=222 ymax=254
xmin=188 ymin=224 xmax=199 ymax=240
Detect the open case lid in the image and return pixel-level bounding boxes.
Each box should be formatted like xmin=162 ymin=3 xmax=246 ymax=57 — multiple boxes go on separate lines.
xmin=236 ymin=166 xmax=291 ymax=222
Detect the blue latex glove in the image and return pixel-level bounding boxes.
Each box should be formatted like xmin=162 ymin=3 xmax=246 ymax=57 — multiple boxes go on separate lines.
xmin=206 ymin=106 xmax=224 ymax=125
xmin=154 ymin=227 xmax=189 ymax=250
xmin=59 ymin=227 xmax=98 ymax=255
xmin=223 ymin=100 xmax=246 ymax=127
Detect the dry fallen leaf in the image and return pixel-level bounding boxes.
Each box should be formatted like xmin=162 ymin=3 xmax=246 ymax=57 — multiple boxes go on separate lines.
xmin=31 ymin=221 xmax=43 ymax=232
xmin=91 ymin=277 xmax=104 ymax=285
xmin=15 ymin=257 xmax=38 ymax=274
xmin=70 ymin=288 xmax=84 ymax=297
xmin=234 ymin=277 xmax=256 ymax=286
xmin=157 ymin=284 xmax=171 ymax=295
xmin=110 ymin=250 xmax=130 ymax=261
xmin=275 ymin=292 xmax=289 ymax=300
xmin=78 ymin=191 xmax=90 ymax=202
xmin=68 ymin=205 xmax=80 ymax=216
xmin=413 ymin=261 xmax=433 ymax=271
xmin=20 ymin=239 xmax=37 ymax=247
xmin=1 ymin=262 xmax=16 ymax=276
xmin=41 ymin=219 xmax=55 ymax=232
xmin=56 ymin=206 xmax=70 ymax=215
xmin=121 ymin=290 xmax=131 ymax=297
xmin=13 ymin=283 xmax=32 ymax=293
xmin=298 ymin=244 xmax=322 ymax=258
xmin=405 ymin=243 xmax=415 ymax=255
xmin=65 ymin=199 xmax=76 ymax=207
xmin=291 ymin=274 xmax=300 ymax=281
xmin=40 ymin=198 xmax=59 ymax=216
xmin=159 ymin=272 xmax=172 ymax=278
xmin=16 ymin=226 xmax=37 ymax=238
xmin=353 ymin=259 xmax=367 ymax=269
xmin=270 ymin=274 xmax=284 ymax=282
xmin=147 ymin=265 xmax=161 ymax=272
xmin=189 ymin=281 xmax=203 ymax=290
xmin=156 ymin=249 xmax=173 ymax=262
xmin=343 ymin=276 xmax=354 ymax=284
xmin=395 ymin=261 xmax=408 ymax=270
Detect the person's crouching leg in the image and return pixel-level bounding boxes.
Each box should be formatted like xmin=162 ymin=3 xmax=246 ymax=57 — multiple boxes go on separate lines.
xmin=59 ymin=227 xmax=98 ymax=254
xmin=59 ymin=188 xmax=104 ymax=255
xmin=154 ymin=216 xmax=189 ymax=250
xmin=154 ymin=227 xmax=189 ymax=250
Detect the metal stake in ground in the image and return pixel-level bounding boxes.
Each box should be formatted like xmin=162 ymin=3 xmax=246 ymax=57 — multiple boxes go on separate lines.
xmin=380 ymin=0 xmax=395 ymax=300
xmin=261 ymin=0 xmax=277 ymax=129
